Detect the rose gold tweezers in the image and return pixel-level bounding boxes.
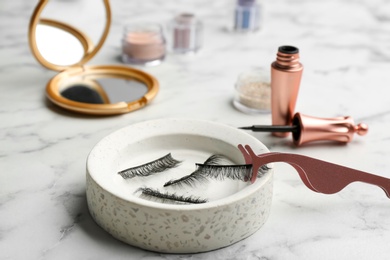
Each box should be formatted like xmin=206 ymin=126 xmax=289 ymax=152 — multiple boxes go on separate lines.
xmin=238 ymin=144 xmax=390 ymax=198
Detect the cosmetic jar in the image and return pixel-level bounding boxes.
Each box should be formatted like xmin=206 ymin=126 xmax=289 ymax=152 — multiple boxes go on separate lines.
xmin=233 ymin=69 xmax=271 ymax=114
xmin=169 ymin=13 xmax=203 ymax=54
xmin=234 ymin=0 xmax=261 ymax=32
xmin=122 ymin=23 xmax=166 ymax=66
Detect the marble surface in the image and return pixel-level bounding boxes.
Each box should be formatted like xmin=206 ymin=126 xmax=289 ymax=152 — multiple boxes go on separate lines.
xmin=2 ymin=0 xmax=390 ymax=259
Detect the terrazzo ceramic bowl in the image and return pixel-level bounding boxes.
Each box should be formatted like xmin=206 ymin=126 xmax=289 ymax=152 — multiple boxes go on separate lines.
xmin=86 ymin=118 xmax=273 ymax=253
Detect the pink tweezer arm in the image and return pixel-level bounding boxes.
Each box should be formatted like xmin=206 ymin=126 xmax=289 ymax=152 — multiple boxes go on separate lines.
xmin=238 ymin=144 xmax=390 ymax=198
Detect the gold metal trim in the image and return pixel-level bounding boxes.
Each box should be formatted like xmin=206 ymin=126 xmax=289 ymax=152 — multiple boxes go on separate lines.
xmin=46 ymin=65 xmax=159 ymax=115
xmin=28 ymin=0 xmax=111 ymax=71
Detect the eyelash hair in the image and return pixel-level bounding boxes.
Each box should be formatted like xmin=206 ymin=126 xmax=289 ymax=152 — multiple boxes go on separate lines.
xmin=196 ymin=164 xmax=271 ymax=180
xmin=136 ymin=187 xmax=208 ymax=204
xmin=163 ymin=167 xmax=208 ymax=188
xmin=163 ymin=156 xmax=271 ymax=188
xmin=196 ymin=163 xmax=253 ymax=181
xmin=163 ymin=154 xmax=225 ymax=187
xmin=118 ymin=153 xmax=181 ymax=179
xmin=163 ymin=154 xmax=250 ymax=187
xmin=201 ymin=154 xmax=227 ymax=165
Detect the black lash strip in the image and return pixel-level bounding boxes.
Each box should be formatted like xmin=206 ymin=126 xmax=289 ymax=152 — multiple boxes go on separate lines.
xmin=163 ymin=154 xmax=226 ymax=187
xmin=137 ymin=187 xmax=208 ymax=204
xmin=197 ymin=163 xmax=271 ymax=181
xmin=118 ymin=153 xmax=181 ymax=179
xmin=163 ymin=168 xmax=208 ymax=188
xmin=195 ymin=163 xmax=253 ymax=181
xmin=164 ymin=155 xmax=255 ymax=188
xmin=206 ymin=154 xmax=271 ymax=176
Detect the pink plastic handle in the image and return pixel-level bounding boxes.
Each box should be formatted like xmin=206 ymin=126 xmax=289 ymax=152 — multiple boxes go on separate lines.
xmin=238 ymin=144 xmax=390 ymax=198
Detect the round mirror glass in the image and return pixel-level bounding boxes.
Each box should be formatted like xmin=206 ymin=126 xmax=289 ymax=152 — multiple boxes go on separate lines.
xmin=59 ymin=76 xmax=149 ymax=105
xmin=36 ymin=24 xmax=85 ymax=66
xmin=46 ymin=65 xmax=159 ymax=115
xmin=31 ymin=0 xmax=107 ymax=69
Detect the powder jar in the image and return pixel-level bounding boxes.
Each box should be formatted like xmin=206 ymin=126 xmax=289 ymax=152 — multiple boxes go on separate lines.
xmin=169 ymin=13 xmax=203 ymax=54
xmin=122 ymin=23 xmax=166 ymax=66
xmin=234 ymin=0 xmax=261 ymax=32
xmin=233 ymin=69 xmax=271 ymax=114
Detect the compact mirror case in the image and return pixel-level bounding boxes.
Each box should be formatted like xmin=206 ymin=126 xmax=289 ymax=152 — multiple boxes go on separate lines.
xmin=28 ymin=0 xmax=159 ymax=115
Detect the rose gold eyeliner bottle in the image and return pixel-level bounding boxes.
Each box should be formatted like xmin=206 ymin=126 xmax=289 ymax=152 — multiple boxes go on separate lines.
xmin=271 ymin=45 xmax=303 ymax=137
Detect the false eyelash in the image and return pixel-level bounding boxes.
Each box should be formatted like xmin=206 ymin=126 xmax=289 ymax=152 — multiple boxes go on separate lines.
xmin=196 ymin=163 xmax=253 ymax=181
xmin=163 ymin=167 xmax=208 ymax=188
xmin=136 ymin=187 xmax=208 ymax=204
xmin=163 ymin=154 xmax=226 ymax=187
xmin=207 ymin=155 xmax=272 ymax=175
xmin=164 ymin=164 xmax=253 ymax=188
xmin=164 ymin=157 xmax=272 ymax=188
xmin=118 ymin=153 xmax=181 ymax=179
xmin=205 ymin=154 xmax=271 ymax=175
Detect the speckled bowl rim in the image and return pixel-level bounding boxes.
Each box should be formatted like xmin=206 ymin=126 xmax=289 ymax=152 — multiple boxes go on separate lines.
xmin=87 ymin=118 xmax=272 ymax=211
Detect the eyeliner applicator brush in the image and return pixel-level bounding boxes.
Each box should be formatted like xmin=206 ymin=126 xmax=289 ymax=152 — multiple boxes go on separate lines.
xmin=239 ymin=112 xmax=368 ymax=146
xmin=239 ymin=125 xmax=299 ymax=133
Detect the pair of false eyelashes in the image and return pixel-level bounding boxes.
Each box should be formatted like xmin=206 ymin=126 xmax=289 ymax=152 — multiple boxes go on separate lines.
xmin=118 ymin=153 xmax=269 ymax=204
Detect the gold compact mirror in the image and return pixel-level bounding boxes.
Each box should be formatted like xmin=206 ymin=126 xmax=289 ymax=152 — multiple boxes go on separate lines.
xmin=28 ymin=0 xmax=159 ymax=115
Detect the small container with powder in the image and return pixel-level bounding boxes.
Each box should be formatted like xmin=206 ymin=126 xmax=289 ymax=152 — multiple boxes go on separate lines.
xmin=233 ymin=69 xmax=271 ymax=113
xmin=122 ymin=23 xmax=166 ymax=66
xmin=234 ymin=0 xmax=261 ymax=32
xmin=169 ymin=13 xmax=203 ymax=54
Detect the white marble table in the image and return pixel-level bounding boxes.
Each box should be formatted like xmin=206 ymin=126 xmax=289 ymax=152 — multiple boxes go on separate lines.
xmin=2 ymin=0 xmax=390 ymax=259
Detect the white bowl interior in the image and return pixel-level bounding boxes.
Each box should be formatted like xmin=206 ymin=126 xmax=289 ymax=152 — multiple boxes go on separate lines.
xmin=87 ymin=119 xmax=271 ymax=210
